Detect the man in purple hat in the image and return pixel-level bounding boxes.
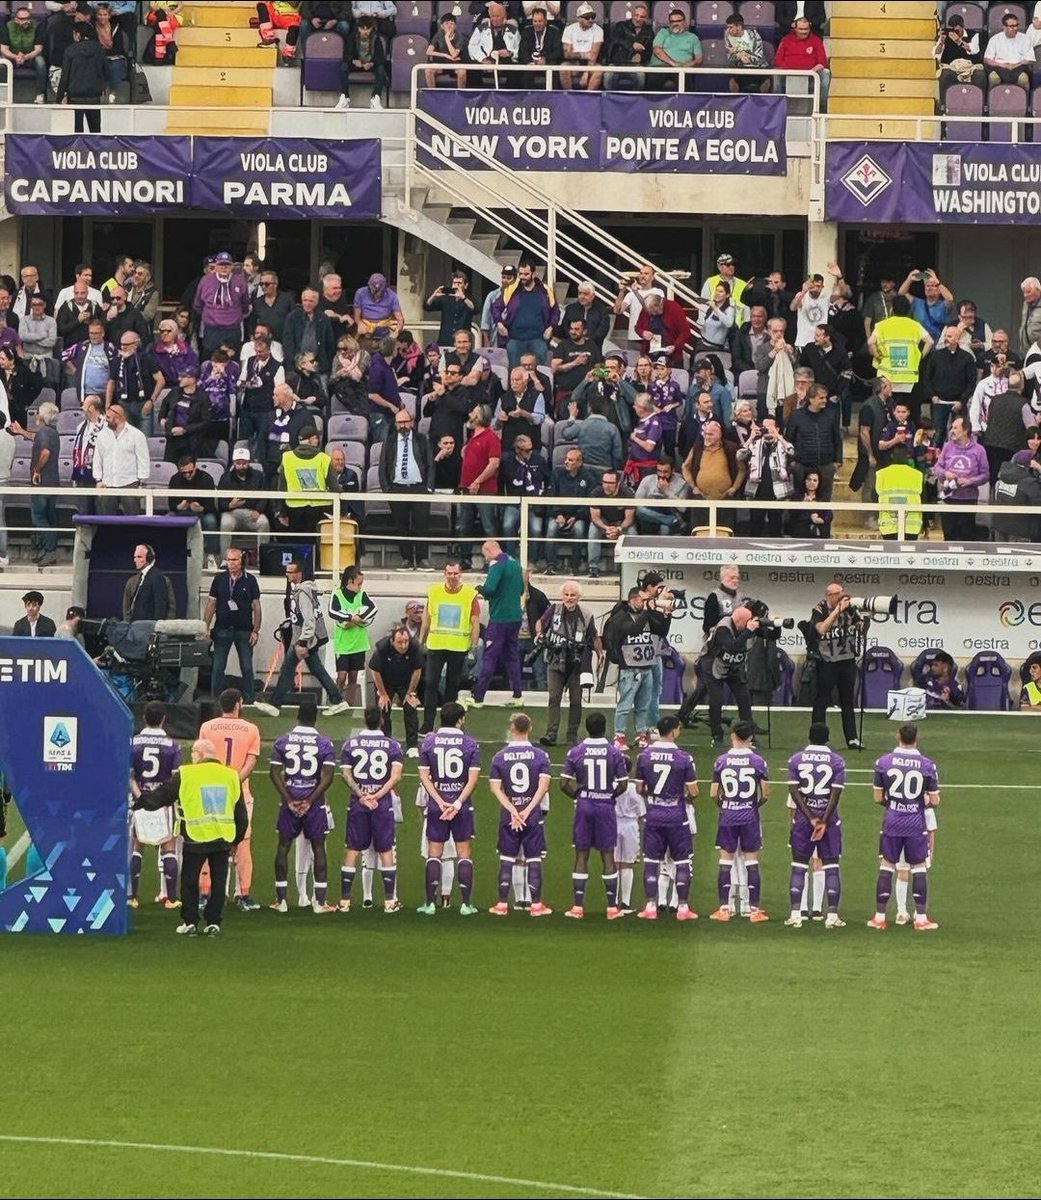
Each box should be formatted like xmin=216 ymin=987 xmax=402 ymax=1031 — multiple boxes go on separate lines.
xmin=193 ymin=251 xmax=251 ymax=356
xmin=353 ymin=273 xmax=404 ymax=341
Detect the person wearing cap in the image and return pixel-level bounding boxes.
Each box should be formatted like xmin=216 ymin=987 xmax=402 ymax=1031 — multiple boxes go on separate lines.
xmin=402 ymin=598 xmax=424 ymax=641
xmin=276 ymin=420 xmax=337 ymax=538
xmin=159 ymin=364 xmax=217 ymax=464
xmin=701 ymin=253 xmax=747 ymax=311
xmin=482 ymin=265 xmax=517 ymax=349
xmin=561 ymin=2 xmax=604 ymax=90
xmin=193 ymin=251 xmax=251 ymax=357
xmin=426 ymin=10 xmax=468 ymax=89
xmin=12 ymin=590 xmax=55 ymax=638
xmin=606 ymin=1 xmax=653 ymax=91
xmin=150 ymin=316 xmax=200 ymax=388
xmin=218 ymin=447 xmax=271 ymax=558
xmin=353 ymin=273 xmax=404 ymax=342
xmin=723 ymin=11 xmax=770 ymax=93
xmin=686 ymin=357 xmax=733 ymax=429
xmin=651 ymin=5 xmax=702 ymax=82
xmin=57 ymin=604 xmax=86 ymax=644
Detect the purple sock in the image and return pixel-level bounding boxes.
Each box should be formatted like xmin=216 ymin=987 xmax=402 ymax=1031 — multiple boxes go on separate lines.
xmin=717 ymin=861 xmax=732 ymax=905
xmin=341 ymin=866 xmax=355 ymax=901
xmin=162 ymin=854 xmax=178 ymax=901
xmin=825 ymin=865 xmax=841 ymax=911
xmin=457 ymin=858 xmax=473 ymax=903
xmin=789 ymin=863 xmax=807 ymax=909
xmin=875 ymin=866 xmax=893 ymax=912
xmin=381 ymin=869 xmax=396 ymax=902
xmin=912 ymin=868 xmax=927 ymax=915
xmin=643 ymin=860 xmax=659 ymax=901
xmin=674 ymin=862 xmax=691 ymax=904
xmin=527 ymin=860 xmax=543 ymax=903
xmin=572 ymin=873 xmax=588 ymax=906
xmin=498 ymin=858 xmax=513 ymax=902
xmin=603 ymin=872 xmax=619 ymax=908
xmin=425 ymin=858 xmax=441 ymax=904
xmin=747 ymin=862 xmax=761 ymax=909
xmin=314 ymin=881 xmax=327 ymax=905
xmin=130 ymin=852 xmax=142 ymax=900
xmin=276 ymin=880 xmax=287 ymax=902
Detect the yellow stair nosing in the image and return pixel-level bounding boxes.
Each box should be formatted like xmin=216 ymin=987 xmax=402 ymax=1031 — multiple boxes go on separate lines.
xmin=828 ymin=96 xmax=936 ymax=115
xmin=833 ymin=58 xmax=937 ymax=78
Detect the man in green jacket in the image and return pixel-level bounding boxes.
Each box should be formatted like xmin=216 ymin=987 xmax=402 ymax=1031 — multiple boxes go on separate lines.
xmin=471 ymin=539 xmax=525 ymax=705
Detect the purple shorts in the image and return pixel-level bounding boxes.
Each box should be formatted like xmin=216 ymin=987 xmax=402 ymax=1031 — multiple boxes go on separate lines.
xmin=790 ymin=817 xmax=843 ymax=862
xmin=426 ymin=802 xmax=476 ymax=846
xmin=643 ymin=822 xmax=692 ymax=863
xmin=276 ymin=800 xmax=331 ymax=843
xmin=497 ymin=815 xmax=546 ymax=859
xmin=573 ymin=799 xmax=618 ymax=853
xmin=880 ymin=831 xmax=929 ymax=867
xmin=715 ymin=820 xmax=762 ymax=854
xmin=346 ymin=801 xmax=396 ymax=853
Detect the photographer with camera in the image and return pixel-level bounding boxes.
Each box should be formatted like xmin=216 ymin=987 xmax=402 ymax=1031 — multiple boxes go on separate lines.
xmin=603 ymin=586 xmax=662 ymax=747
xmin=810 ymin=584 xmax=867 ymax=749
xmin=536 ymin=580 xmax=600 ymax=748
xmin=736 ymin=415 xmax=795 ymax=537
xmin=704 ymin=604 xmax=759 ymax=747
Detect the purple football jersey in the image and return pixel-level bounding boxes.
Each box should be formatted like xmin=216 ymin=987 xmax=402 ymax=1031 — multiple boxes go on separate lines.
xmin=131 ymin=730 xmax=182 ymax=792
xmin=489 ymin=741 xmax=552 ymax=812
xmin=874 ymin=747 xmax=939 ymax=836
xmin=561 ymin=738 xmax=629 ymax=804
xmin=636 ymin=741 xmax=696 ymax=825
xmin=787 ymin=745 xmax=846 ymax=818
xmin=418 ymin=728 xmax=482 ymax=813
xmin=271 ymin=727 xmax=336 ymax=799
xmin=341 ymin=729 xmax=403 ymax=799
xmin=712 ymin=747 xmax=769 ymax=826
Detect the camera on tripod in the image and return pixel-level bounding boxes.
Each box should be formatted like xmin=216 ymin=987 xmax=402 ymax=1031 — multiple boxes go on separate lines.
xmin=744 ymin=597 xmax=794 ymax=641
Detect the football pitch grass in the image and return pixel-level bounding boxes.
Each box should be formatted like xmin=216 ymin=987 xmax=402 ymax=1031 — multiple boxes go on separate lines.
xmin=1 ymin=708 xmax=1037 ymax=1199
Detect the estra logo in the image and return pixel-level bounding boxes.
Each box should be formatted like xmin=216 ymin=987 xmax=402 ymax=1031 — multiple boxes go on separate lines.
xmin=996 ymin=599 xmax=1041 ymax=628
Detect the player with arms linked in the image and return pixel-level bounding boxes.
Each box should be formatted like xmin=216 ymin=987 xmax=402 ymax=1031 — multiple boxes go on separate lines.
xmin=709 ymin=721 xmax=770 ymax=923
xmin=786 ymin=722 xmax=846 ymax=929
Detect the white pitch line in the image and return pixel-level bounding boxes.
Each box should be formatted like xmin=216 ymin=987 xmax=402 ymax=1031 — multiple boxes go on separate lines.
xmin=0 ymin=1135 xmax=643 ymax=1200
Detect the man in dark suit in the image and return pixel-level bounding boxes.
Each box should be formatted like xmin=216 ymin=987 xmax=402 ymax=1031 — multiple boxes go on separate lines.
xmin=378 ymin=407 xmax=434 ymax=570
xmin=12 ymin=590 xmax=56 ymax=637
xmin=122 ymin=544 xmax=174 ymax=623
xmin=519 ymin=6 xmax=563 ymax=82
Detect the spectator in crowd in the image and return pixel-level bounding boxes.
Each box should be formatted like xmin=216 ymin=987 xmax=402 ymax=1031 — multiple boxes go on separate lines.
xmin=932 ymin=414 xmax=989 ymax=541
xmin=366 ymin=336 xmax=403 ymax=443
xmin=776 ymin=362 xmax=813 ymax=428
xmin=560 ymin=2 xmax=603 ymax=90
xmin=55 ymin=264 xmax=101 ymax=312
xmin=369 ymin=625 xmax=424 ymax=756
xmin=218 ymin=446 xmax=271 ymax=559
xmin=57 ymin=281 xmax=104 ymax=349
xmin=519 ymin=4 xmax=563 ymax=80
xmin=457 ymin=403 xmax=501 ymax=567
xmin=318 ymin=272 xmax=356 ymax=338
xmin=199 ymin=348 xmax=239 ymax=444
xmin=284 ymin=286 xmax=336 ymax=378
xmin=353 ymin=272 xmax=404 ymax=341
xmin=687 ymin=356 xmax=734 ymax=428
xmin=624 ymin=391 xmax=662 ymax=486
xmin=981 ymin=368 xmax=1029 ymax=484
xmin=298 ymin=2 xmax=352 ymax=53
xmin=481 ymin=265 xmax=516 ymax=347
xmin=194 ymin=252 xmax=250 ymax=356
xmin=204 ymin=547 xmax=263 ymax=701
xmin=648 ymin=355 xmax=683 ymax=456
xmin=57 ymin=22 xmax=106 ymax=134
xmin=239 ymin=334 xmax=286 ymax=462
xmin=776 ymin=1 xmax=826 ymax=37
xmin=743 ymin=269 xmax=795 ymax=337
xmin=861 ymin=272 xmax=898 ymax=341
xmin=1020 ymin=276 xmax=1041 ymax=356
xmin=498 ymin=261 xmax=557 ymax=370
xmin=0 ymin=413 xmax=11 ymax=566
xmin=263 ymin=382 xmax=312 ymax=486
xmin=681 ymin=419 xmax=743 ymax=530
xmin=950 ymin=297 xmax=992 ymax=364
xmin=423 ymin=358 xmax=473 ymax=448
xmin=606 ymin=0 xmax=652 ymax=90
xmin=899 ymin=268 xmax=955 ymax=344
xmin=614 ymin=263 xmax=664 ymax=344
xmin=13 ymin=589 xmax=55 ymax=637
xmin=571 ymin=353 xmax=636 ymax=436
xmin=104 ymin=285 xmax=151 ymax=348
xmin=799 ymin=323 xmax=850 ymax=430
xmin=287 ymin=348 xmax=330 ymax=418
xmin=169 ymin=454 xmax=219 ymax=564
xmin=774 ymin=14 xmax=830 ymax=106
xmin=426 ymin=11 xmax=468 ymax=88
xmin=724 ymin=11 xmax=770 ymax=93
xmin=635 ymin=292 xmax=689 ymax=367
xmin=558 ymin=281 xmax=611 ymax=349
xmin=651 ymin=6 xmax=702 ymax=85
xmin=151 ymin=315 xmax=199 ymax=386
xmin=545 ymin=446 xmax=596 ymax=575
xmin=922 ymin=324 xmax=977 ymax=442
xmin=20 ymin=293 xmax=57 ymax=374
xmin=790 ymin=271 xmax=831 ymax=349
xmin=327 ymin=444 xmax=364 ymax=524
xmin=499 ymin=431 xmax=550 ymax=558
xmin=551 ymin=318 xmax=602 ymax=414
xmin=828 ymin=280 xmax=865 ymax=363
xmin=785 ymin=382 xmax=842 ymax=500
xmin=877 ymin=400 xmax=915 ymax=471
xmin=493 ymin=364 xmax=546 ymax=452
xmin=27 ymin=402 xmax=59 ymax=566
xmin=2 ymin=8 xmax=45 ymax=104
xmin=737 ymin=415 xmax=794 ymax=537
xmin=440 ymin=327 xmax=483 ymax=390
xmin=559 ymin=395 xmax=623 ymax=474
xmin=327 ymin=334 xmax=370 ymax=421
xmin=587 ymin=469 xmax=635 ymax=578
xmin=126 ymin=260 xmax=159 ymax=325
xmin=0 ymin=344 xmax=41 ymax=432
xmin=390 ymin=329 xmax=423 ymax=391
xmin=695 ymin=280 xmax=737 ymax=355
xmin=424 ymin=270 xmax=477 ymax=345
xmin=732 ymin=304 xmax=770 ymax=382
xmin=160 ymin=365 xmax=217 ymax=464
xmin=70 ymin=393 xmax=104 ymax=515
xmin=786 ymin=468 xmax=831 ymax=538
xmin=337 ymin=12 xmax=388 ymax=109
xmin=379 ymin=407 xmax=433 ymax=570
xmin=983 ymin=10 xmax=1033 ymax=89
xmin=468 ymin=2 xmax=520 ymax=77
xmin=634 ymin=456 xmax=690 ymax=535
xmin=250 ymin=269 xmax=294 ymax=343
xmin=106 ymin=331 xmax=163 ymax=436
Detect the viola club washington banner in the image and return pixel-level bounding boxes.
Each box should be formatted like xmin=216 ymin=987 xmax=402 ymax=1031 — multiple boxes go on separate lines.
xmin=417 ymin=90 xmax=787 ymax=174
xmin=826 ymin=140 xmax=1041 ymax=224
xmin=4 ymin=135 xmax=382 ymax=219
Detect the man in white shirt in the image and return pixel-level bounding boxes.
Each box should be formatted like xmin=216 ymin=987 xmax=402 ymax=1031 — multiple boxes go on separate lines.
xmin=54 ymin=264 xmax=103 ymax=311
xmin=561 ymin=2 xmax=604 ymax=90
xmin=984 ymin=11 xmax=1033 ymax=88
xmin=239 ymin=322 xmax=284 ymax=367
xmin=613 ymin=263 xmax=665 ymax=344
xmin=791 ymin=273 xmax=830 ymax=349
xmin=92 ymin=402 xmax=150 ymax=516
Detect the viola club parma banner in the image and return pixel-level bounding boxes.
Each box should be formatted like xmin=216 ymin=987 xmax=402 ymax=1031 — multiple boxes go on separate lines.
xmin=4 ymin=135 xmax=382 ymax=219
xmin=417 ymin=90 xmax=787 ymax=175
xmin=826 ymin=141 xmax=1041 ymax=224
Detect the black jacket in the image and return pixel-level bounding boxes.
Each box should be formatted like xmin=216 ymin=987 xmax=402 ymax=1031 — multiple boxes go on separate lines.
xmin=921 ymin=346 xmax=977 ymax=404
xmin=785 ymin=405 xmax=843 ymax=468
xmin=57 ymin=38 xmax=107 ymax=102
xmin=123 ymin=567 xmax=173 ymax=623
xmin=519 ymin=23 xmax=563 ymax=64
xmin=608 ymin=18 xmax=654 ymax=66
xmin=776 ymin=1 xmax=827 ymax=35
xmin=1 ymin=360 xmax=43 ymax=428
xmin=558 ymin=299 xmax=612 ymax=348
xmin=161 ymin=388 xmax=219 ymax=463
xmin=379 ymin=428 xmax=434 ymax=492
xmin=217 ymin=465 xmax=270 ymax=518
xmin=12 ymin=615 xmax=56 ymax=637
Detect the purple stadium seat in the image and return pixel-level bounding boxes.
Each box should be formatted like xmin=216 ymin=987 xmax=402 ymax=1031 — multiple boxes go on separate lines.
xmin=988 ymin=3 xmax=1027 ymax=36
xmin=57 ymin=410 xmax=81 ymax=435
xmin=860 ymin=645 xmax=904 ymax=710
xmin=911 ymin=647 xmax=948 ymax=688
xmin=326 ymin=413 xmax=369 ymax=443
xmin=696 ymin=36 xmax=728 ymax=89
xmin=395 ymin=2 xmax=436 ymax=36
xmin=694 ymin=0 xmax=730 ymax=39
xmin=944 ymin=2 xmax=986 ymax=31
xmin=300 ymin=32 xmax=344 ymax=99
xmin=988 ymin=83 xmax=1027 ymax=142
xmin=148 ymin=461 xmax=177 ymax=488
xmin=737 ymin=369 xmax=758 ymax=399
xmin=943 ymin=83 xmax=984 ymax=141
xmin=965 ymin=651 xmax=1013 ymax=710
xmin=391 ymin=33 xmax=429 ymax=93
xmin=740 ymin=0 xmax=775 ymax=33
xmin=653 ymin=0 xmax=689 ymax=25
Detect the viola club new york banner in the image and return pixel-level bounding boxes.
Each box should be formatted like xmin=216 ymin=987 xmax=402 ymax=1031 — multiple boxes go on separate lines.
xmin=417 ymin=90 xmax=788 ymax=175
xmin=827 ymin=141 xmax=1041 ymax=224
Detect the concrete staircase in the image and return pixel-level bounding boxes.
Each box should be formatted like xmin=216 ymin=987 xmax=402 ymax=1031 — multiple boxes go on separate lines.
xmin=166 ymin=2 xmax=277 ymax=135
xmin=827 ymin=0 xmax=939 ymax=139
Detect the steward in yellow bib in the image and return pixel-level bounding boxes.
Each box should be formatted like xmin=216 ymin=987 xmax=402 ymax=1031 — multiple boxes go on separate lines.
xmin=420 ymin=562 xmax=480 ymax=733
xmin=875 ymin=446 xmax=924 ymax=540
xmin=134 ymin=738 xmax=246 ymax=935
xmin=868 ymin=295 xmax=933 ymax=391
xmin=277 ymin=422 xmax=335 ymax=536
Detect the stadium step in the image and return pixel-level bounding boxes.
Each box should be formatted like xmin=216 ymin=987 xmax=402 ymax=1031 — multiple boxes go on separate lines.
xmin=828 ymin=96 xmax=935 ymax=116
xmin=832 ymin=57 xmax=936 ymax=80
xmin=170 ymin=83 xmax=275 ymax=107
xmin=166 ymin=109 xmax=271 ymax=134
xmin=182 ymin=2 xmax=258 ymax=29
xmin=829 ymin=38 xmax=934 ymax=60
xmin=830 ymin=78 xmax=937 ymax=100
xmin=172 ymin=66 xmax=279 ymax=88
xmin=830 ymin=17 xmax=937 ymax=40
xmin=178 ymin=45 xmax=278 ymax=67
xmin=831 ymin=0 xmax=938 ymax=16
xmin=825 ymin=117 xmax=940 ymax=139
xmin=178 ymin=26 xmax=262 ymax=48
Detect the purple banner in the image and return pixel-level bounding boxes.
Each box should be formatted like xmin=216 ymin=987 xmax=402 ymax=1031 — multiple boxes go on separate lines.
xmin=827 ymin=141 xmax=1041 ymax=224
xmin=4 ymin=135 xmax=191 ymax=215
xmin=191 ymin=137 xmax=381 ymax=219
xmin=417 ymin=90 xmax=787 ymax=174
